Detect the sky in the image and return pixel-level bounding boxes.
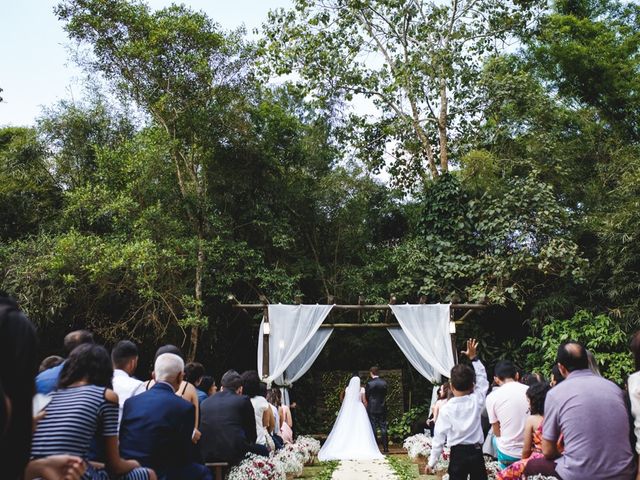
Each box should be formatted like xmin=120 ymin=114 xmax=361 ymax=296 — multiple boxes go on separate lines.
xmin=0 ymin=0 xmax=292 ymax=127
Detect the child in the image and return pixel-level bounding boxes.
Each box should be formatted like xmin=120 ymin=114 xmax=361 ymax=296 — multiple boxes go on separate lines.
xmin=496 ymin=382 xmax=551 ymax=480
xmin=427 ymin=339 xmax=489 ymax=480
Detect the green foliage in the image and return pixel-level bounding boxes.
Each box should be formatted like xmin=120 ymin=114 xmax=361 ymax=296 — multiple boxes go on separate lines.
xmin=387 ymin=455 xmax=420 ymax=480
xmin=523 ymin=310 xmax=633 ymax=384
xmin=311 ymin=461 xmax=340 ymax=480
xmin=388 ymin=404 xmax=430 ymax=443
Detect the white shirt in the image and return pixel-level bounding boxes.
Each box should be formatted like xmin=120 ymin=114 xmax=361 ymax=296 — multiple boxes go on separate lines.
xmin=429 ymin=359 xmax=489 ymax=468
xmin=251 ymin=396 xmax=270 ymax=445
xmin=112 ymin=369 xmax=143 ymax=426
xmin=485 ymin=379 xmax=529 ymax=458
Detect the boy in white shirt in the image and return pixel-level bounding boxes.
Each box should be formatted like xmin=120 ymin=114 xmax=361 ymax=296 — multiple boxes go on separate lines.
xmin=427 ymin=339 xmax=489 ymax=480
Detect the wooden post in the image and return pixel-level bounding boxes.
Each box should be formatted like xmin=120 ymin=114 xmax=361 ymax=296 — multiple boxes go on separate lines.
xmin=261 ymin=297 xmax=270 ymax=379
xmin=450 ymin=305 xmax=458 ymax=365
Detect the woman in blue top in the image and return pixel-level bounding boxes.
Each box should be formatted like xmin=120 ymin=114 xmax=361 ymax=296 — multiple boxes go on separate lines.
xmin=31 ymin=344 xmax=156 ymax=480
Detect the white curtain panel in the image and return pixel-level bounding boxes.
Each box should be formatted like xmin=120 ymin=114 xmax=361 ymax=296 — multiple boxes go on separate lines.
xmin=387 ymin=327 xmax=441 ymax=383
xmin=257 ymin=304 xmax=334 ymax=384
xmin=389 ymin=304 xmax=454 ymax=379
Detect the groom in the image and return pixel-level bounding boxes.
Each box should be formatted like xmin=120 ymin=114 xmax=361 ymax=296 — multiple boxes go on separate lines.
xmin=365 ymin=366 xmax=389 ymax=453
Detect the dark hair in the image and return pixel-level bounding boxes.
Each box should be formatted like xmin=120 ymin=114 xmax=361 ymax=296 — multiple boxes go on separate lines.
xmin=0 ymin=299 xmax=38 ymax=480
xmin=521 ymin=372 xmax=545 ymax=386
xmin=39 ymin=355 xmax=64 ymax=373
xmin=63 ymin=330 xmax=94 ymax=356
xmin=450 ymin=364 xmax=475 ymax=392
xmin=111 ymin=340 xmax=138 ymax=370
xmin=551 ymin=364 xmax=565 ymax=385
xmin=241 ymin=370 xmax=262 ymax=397
xmin=58 ymin=344 xmax=113 ymax=389
xmin=198 ymin=376 xmax=215 ymax=394
xmin=439 ymin=383 xmax=452 ymax=400
xmin=154 ymin=344 xmax=183 ymax=360
xmin=267 ymin=388 xmax=282 ymax=406
xmin=494 ymin=360 xmax=518 ymax=380
xmin=221 ymin=370 xmax=242 ymax=390
xmin=556 ymin=342 xmax=588 ymax=372
xmin=370 ymin=366 xmax=379 ymax=376
xmin=184 ymin=362 xmax=205 ymax=385
xmin=631 ymin=331 xmax=640 ymax=371
xmin=527 ymin=382 xmax=550 ymax=416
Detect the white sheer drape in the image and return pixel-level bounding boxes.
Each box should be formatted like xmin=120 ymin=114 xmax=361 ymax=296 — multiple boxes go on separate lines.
xmin=388 ymin=327 xmax=441 ymax=383
xmin=257 ymin=304 xmax=334 ymax=386
xmin=389 ymin=304 xmax=454 ymax=378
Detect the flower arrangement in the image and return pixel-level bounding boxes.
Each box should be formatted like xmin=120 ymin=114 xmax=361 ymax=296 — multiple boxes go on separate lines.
xmin=403 ymin=433 xmax=433 ymax=459
xmin=272 ymin=448 xmax=304 ymax=476
xmin=227 ymin=454 xmax=282 ymax=480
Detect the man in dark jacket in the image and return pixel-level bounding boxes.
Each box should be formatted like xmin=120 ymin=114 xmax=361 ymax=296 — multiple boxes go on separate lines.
xmin=365 ymin=366 xmax=389 ymax=453
xmin=119 ymin=353 xmax=211 ymax=480
xmin=199 ymin=370 xmax=267 ymax=465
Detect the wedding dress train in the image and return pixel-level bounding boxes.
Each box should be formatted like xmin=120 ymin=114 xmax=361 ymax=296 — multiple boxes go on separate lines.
xmin=318 ymin=376 xmax=384 ymax=461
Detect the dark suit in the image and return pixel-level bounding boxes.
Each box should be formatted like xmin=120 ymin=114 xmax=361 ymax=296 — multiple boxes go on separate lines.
xmin=199 ymin=389 xmax=263 ymax=465
xmin=365 ymin=376 xmax=389 ymax=451
xmin=119 ymin=382 xmax=211 ymax=480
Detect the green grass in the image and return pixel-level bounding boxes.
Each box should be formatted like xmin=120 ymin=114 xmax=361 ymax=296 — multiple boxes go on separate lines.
xmin=387 ymin=455 xmax=420 ymax=480
xmin=297 ymin=460 xmax=340 ymax=480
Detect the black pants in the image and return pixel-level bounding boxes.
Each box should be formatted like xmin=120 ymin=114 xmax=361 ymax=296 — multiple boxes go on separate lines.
xmin=448 ymin=444 xmax=487 ymax=480
xmin=369 ymin=413 xmax=388 ymax=451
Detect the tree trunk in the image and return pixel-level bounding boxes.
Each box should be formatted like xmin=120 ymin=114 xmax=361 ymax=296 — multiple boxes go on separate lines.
xmin=438 ymin=74 xmax=449 ymax=173
xmin=187 ymin=236 xmax=205 ymax=362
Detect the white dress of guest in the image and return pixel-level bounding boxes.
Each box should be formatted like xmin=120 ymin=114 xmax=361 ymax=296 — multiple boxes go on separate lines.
xmin=251 ymin=395 xmax=271 ymax=446
xmin=319 ymin=376 xmax=383 ymax=461
xmin=112 ymin=369 xmax=143 ymax=426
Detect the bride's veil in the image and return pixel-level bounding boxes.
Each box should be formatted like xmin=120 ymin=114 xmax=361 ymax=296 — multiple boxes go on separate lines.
xmin=344 ymin=376 xmax=361 ymax=403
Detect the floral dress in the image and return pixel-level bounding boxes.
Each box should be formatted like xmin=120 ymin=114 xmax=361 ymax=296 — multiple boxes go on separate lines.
xmin=496 ymin=423 xmax=544 ymax=480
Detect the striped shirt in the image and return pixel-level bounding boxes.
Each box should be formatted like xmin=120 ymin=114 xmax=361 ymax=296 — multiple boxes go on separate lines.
xmin=31 ymin=384 xmax=118 ymax=459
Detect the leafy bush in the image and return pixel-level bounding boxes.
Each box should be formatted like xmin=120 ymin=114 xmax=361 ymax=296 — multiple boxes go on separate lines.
xmin=388 ymin=403 xmax=430 ymax=443
xmin=523 ymin=310 xmax=633 ymax=384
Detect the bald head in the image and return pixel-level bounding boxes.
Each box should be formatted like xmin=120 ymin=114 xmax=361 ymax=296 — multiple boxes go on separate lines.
xmin=63 ymin=330 xmax=94 ymax=356
xmin=154 ymin=353 xmax=184 ymax=389
xmin=556 ymin=341 xmax=588 ymax=373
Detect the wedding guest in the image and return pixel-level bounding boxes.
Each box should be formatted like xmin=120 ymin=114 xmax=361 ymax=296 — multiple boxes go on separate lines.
xmin=184 ymin=362 xmax=208 ymax=404
xmin=266 ymin=388 xmax=284 ymax=450
xmin=242 ymin=370 xmax=275 ymax=451
xmin=278 ymin=395 xmax=294 ymax=445
xmin=486 ymin=360 xmax=529 ymax=469
xmin=626 ymin=331 xmax=640 ymax=476
xmin=138 ymin=345 xmax=201 ymax=443
xmin=196 ymin=375 xmax=216 ymax=403
xmin=119 ymin=353 xmax=210 ymax=480
xmin=36 ymin=329 xmax=95 ymax=395
xmin=199 ymin=370 xmax=267 ymax=465
xmin=549 ymin=365 xmax=564 ymax=387
xmin=497 ymin=382 xmax=551 ymax=479
xmin=427 ymin=339 xmax=489 ymax=480
xmin=111 ymin=340 xmax=143 ymax=426
xmin=39 ymin=355 xmax=64 ymax=373
xmin=31 ymin=344 xmax=153 ymax=480
xmin=428 ymin=383 xmax=452 ymax=433
xmin=586 ymin=349 xmax=602 ymax=376
xmin=524 ymin=342 xmax=635 ymax=479
xmin=521 ymin=372 xmax=545 ymax=386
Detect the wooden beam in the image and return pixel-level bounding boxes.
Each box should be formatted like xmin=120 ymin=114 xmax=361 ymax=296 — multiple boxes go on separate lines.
xmin=233 ymin=303 xmax=487 ymax=311
xmin=319 ymin=323 xmax=401 ymax=328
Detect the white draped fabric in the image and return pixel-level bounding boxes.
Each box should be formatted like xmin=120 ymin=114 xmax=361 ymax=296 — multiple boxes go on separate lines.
xmin=388 ymin=327 xmax=441 ymax=383
xmin=389 ymin=304 xmax=454 ymax=379
xmin=257 ymin=304 xmax=334 ymax=387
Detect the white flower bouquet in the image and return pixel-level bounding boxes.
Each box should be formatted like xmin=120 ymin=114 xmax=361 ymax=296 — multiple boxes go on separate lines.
xmin=272 ymin=448 xmax=304 ymax=476
xmin=227 ymin=454 xmax=283 ymax=480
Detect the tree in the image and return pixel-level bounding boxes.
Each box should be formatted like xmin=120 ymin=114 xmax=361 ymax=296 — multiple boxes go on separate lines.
xmin=56 ymin=0 xmax=253 ymax=359
xmin=261 ymin=0 xmax=542 ymax=190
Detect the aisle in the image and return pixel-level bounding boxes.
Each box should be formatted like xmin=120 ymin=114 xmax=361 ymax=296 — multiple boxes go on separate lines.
xmin=331 ymin=459 xmax=398 ymax=479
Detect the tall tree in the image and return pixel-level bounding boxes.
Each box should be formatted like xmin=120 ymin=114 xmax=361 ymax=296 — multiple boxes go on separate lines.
xmin=56 ymin=0 xmax=253 ymax=359
xmin=261 ymin=0 xmax=541 ymax=190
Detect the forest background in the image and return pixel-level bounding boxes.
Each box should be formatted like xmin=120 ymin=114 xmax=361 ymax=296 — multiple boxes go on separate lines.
xmin=2 ymin=0 xmax=640 ymax=432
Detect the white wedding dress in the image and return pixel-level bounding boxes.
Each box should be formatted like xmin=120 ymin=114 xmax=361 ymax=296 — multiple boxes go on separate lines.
xmin=318 ymin=376 xmax=384 ymax=461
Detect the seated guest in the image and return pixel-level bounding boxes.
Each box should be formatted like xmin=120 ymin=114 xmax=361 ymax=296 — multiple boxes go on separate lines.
xmin=119 ymin=353 xmax=209 ymax=480
xmin=199 ymin=370 xmax=268 ymax=465
xmin=242 ymin=371 xmax=275 ymax=451
xmin=497 ymin=382 xmax=551 ymax=479
xmin=184 ymin=362 xmax=206 ymax=404
xmin=196 ymin=376 xmax=216 ymax=403
xmin=549 ymin=364 xmax=564 ymax=387
xmin=111 ymin=340 xmax=143 ymax=426
xmin=36 ymin=330 xmax=94 ymax=395
xmin=520 ymin=372 xmax=544 ymax=386
xmin=31 ymin=344 xmax=153 ymax=480
xmin=486 ymin=360 xmax=529 ymax=469
xmin=138 ymin=346 xmax=201 ymax=443
xmin=39 ymin=355 xmax=64 ymax=373
xmin=525 ymin=342 xmax=636 ymax=480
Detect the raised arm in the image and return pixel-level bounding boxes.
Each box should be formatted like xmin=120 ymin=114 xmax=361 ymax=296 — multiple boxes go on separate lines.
xmin=461 ymin=339 xmax=489 ymax=405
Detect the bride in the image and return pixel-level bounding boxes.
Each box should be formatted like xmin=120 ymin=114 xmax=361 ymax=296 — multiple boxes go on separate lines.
xmin=318 ymin=375 xmax=383 ymax=461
